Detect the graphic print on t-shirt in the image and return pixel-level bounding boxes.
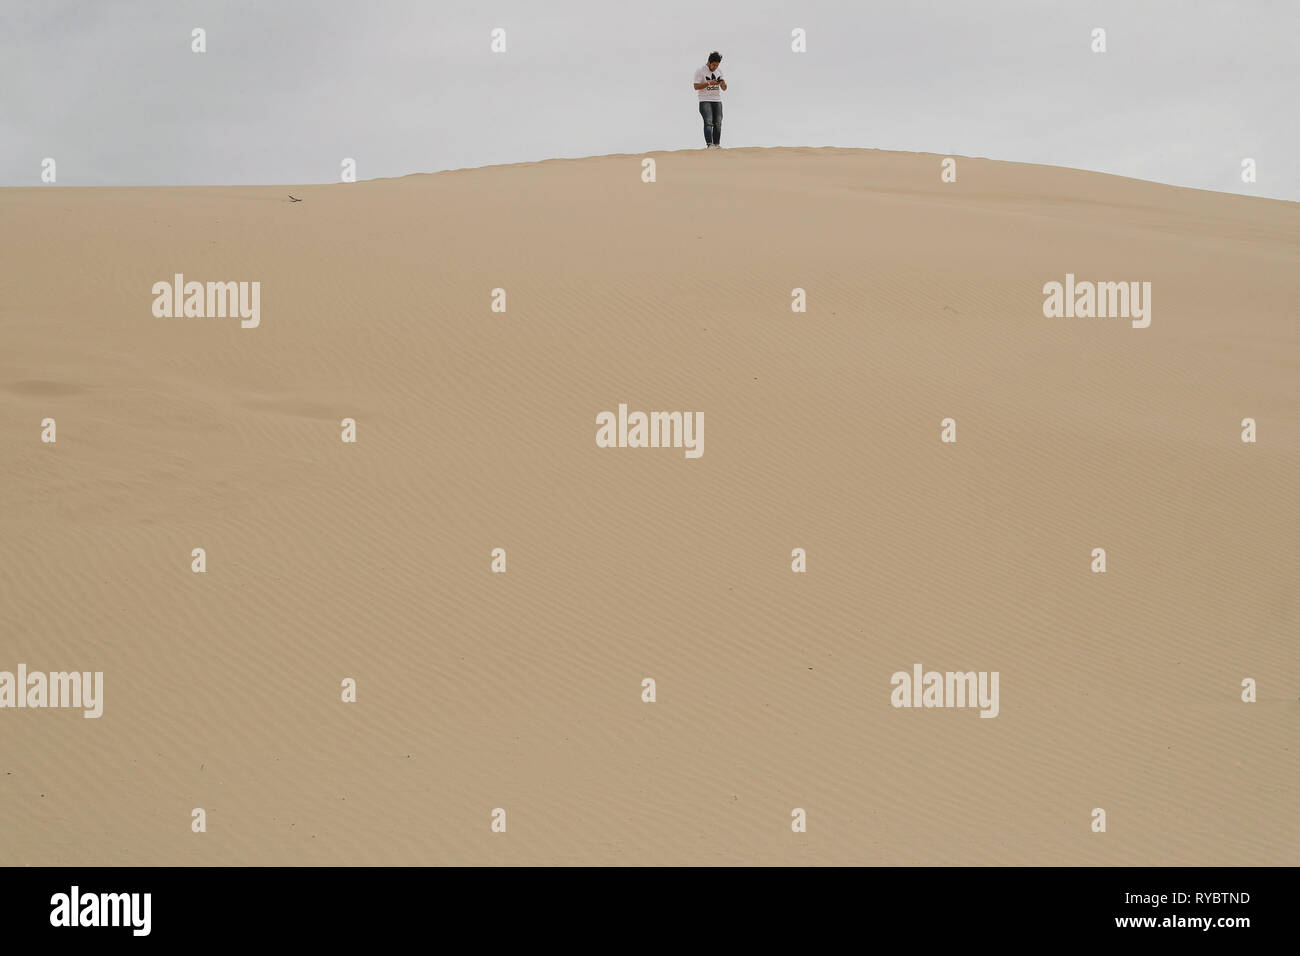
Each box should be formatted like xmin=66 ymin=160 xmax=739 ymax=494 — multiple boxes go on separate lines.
xmin=694 ymin=65 xmax=724 ymax=102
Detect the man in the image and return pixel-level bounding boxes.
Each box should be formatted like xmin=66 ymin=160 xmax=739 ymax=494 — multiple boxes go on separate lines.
xmin=692 ymin=51 xmax=727 ymax=148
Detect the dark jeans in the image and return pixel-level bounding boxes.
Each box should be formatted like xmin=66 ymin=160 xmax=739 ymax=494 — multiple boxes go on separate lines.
xmin=698 ymin=101 xmax=722 ymax=145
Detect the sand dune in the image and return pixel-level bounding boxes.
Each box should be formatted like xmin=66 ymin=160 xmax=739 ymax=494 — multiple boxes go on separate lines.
xmin=1 ymin=147 xmax=1296 ymax=865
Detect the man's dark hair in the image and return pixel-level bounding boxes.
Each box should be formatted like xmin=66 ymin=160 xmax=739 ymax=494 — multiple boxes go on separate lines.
xmin=708 ymin=51 xmax=722 ymax=63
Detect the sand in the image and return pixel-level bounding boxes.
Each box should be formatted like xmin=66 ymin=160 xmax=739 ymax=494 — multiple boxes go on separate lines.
xmin=1 ymin=147 xmax=1296 ymax=865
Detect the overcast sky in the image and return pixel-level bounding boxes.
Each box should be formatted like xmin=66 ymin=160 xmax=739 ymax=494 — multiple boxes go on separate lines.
xmin=3 ymin=0 xmax=1296 ymax=200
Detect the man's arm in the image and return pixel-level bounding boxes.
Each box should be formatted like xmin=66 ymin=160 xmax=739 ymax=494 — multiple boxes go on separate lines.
xmin=693 ymin=81 xmax=711 ymax=90
xmin=718 ymin=78 xmax=727 ymax=91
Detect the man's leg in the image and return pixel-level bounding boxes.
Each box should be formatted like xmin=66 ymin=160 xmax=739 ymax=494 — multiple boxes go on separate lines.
xmin=699 ymin=102 xmax=714 ymax=146
xmin=712 ymin=100 xmax=722 ymax=146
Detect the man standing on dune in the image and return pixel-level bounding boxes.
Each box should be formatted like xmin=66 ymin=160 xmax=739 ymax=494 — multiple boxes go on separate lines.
xmin=693 ymin=51 xmax=727 ymax=149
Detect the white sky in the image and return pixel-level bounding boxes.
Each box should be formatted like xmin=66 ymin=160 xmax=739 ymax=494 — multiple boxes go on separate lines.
xmin=3 ymin=0 xmax=1296 ymax=200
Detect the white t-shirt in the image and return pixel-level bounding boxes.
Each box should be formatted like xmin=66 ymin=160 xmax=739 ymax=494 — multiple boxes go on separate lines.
xmin=694 ymin=65 xmax=724 ymax=102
